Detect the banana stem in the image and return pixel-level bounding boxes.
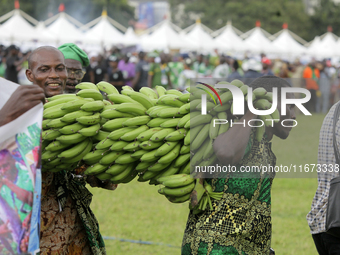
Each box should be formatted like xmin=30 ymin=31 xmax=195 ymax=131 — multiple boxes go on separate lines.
xmin=189 ymin=178 xmax=205 ymax=209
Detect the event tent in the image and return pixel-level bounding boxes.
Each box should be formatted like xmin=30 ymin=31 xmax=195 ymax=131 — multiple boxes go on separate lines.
xmin=34 ymin=21 xmax=57 ymax=44
xmin=213 ymin=21 xmax=247 ymax=52
xmin=45 ymin=12 xmax=84 ymax=44
xmin=122 ymin=27 xmax=139 ymax=46
xmin=307 ymin=32 xmax=338 ymax=58
xmin=82 ymin=10 xmax=126 ymax=46
xmin=184 ymin=20 xmax=216 ymax=52
xmin=140 ymin=20 xmax=191 ymax=51
xmin=271 ymin=25 xmax=307 ymax=56
xmin=0 ymin=9 xmax=37 ymax=43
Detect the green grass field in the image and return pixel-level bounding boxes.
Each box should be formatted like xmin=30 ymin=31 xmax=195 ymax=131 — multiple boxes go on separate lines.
xmin=89 ymin=113 xmax=326 ymax=255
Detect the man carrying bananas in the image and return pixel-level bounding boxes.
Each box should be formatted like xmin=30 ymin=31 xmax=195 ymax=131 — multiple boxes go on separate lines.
xmin=181 ymin=76 xmax=296 ymax=255
xmin=26 ymin=45 xmax=114 ymax=255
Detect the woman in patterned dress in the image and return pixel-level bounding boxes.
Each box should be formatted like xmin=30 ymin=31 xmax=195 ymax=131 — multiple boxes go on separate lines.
xmin=182 ymin=76 xmax=296 ymax=255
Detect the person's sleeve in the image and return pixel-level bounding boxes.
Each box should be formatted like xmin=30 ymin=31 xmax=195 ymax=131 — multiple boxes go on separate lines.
xmin=303 ymin=68 xmax=309 ymax=79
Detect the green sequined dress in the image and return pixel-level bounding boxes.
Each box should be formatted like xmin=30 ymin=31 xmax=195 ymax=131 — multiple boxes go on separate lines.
xmin=182 ymin=129 xmax=276 ymax=255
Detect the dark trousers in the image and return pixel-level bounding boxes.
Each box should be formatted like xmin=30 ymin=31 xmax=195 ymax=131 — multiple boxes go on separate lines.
xmin=312 ymin=233 xmax=340 ymax=255
xmin=306 ymin=89 xmax=317 ymax=113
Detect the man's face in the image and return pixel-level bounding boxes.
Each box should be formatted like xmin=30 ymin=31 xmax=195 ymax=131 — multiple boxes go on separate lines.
xmin=273 ymin=92 xmax=296 ymax=139
xmin=64 ymin=59 xmax=83 ymax=94
xmin=26 ymin=49 xmax=67 ymax=98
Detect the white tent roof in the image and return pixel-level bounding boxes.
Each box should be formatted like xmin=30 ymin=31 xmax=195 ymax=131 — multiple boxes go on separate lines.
xmin=243 ymin=27 xmax=278 ymax=54
xmin=272 ymin=29 xmax=306 ymax=56
xmin=214 ymin=22 xmax=246 ymax=52
xmin=0 ymin=9 xmax=37 ymax=42
xmin=122 ymin=27 xmax=139 ymax=46
xmin=308 ymin=33 xmax=338 ymax=58
xmin=185 ymin=22 xmax=216 ymax=51
xmin=34 ymin=21 xmax=57 ymax=43
xmin=83 ymin=15 xmax=125 ymax=46
xmin=46 ymin=12 xmax=84 ymax=44
xmin=141 ymin=20 xmax=191 ymax=51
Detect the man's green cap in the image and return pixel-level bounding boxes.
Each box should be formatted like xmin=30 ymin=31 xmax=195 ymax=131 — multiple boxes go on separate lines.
xmin=58 ymin=43 xmax=90 ymax=67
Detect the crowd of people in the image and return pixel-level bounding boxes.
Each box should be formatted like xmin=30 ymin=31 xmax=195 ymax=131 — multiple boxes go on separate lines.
xmin=1 ymin=42 xmax=340 ymax=255
xmin=1 ymin=44 xmax=339 ymax=114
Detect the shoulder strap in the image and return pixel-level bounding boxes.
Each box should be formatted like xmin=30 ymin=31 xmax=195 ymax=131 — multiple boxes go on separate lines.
xmin=333 ymin=103 xmax=340 ymax=164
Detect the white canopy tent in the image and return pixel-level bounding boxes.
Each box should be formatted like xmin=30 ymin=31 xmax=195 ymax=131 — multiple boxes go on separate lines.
xmin=307 ymin=33 xmax=338 ymax=58
xmin=45 ymin=12 xmax=84 ymax=45
xmin=213 ymin=21 xmax=247 ymax=53
xmin=242 ymin=26 xmax=279 ymax=55
xmin=0 ymin=9 xmax=37 ymax=43
xmin=122 ymin=27 xmax=139 ymax=46
xmin=184 ymin=21 xmax=216 ymax=52
xmin=140 ymin=20 xmax=191 ymax=51
xmin=271 ymin=27 xmax=307 ymax=57
xmin=82 ymin=11 xmax=126 ymax=47
xmin=34 ymin=21 xmax=57 ymax=44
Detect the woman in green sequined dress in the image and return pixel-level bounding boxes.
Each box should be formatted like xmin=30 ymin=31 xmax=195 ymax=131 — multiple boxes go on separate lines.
xmin=182 ymin=76 xmax=296 ymax=255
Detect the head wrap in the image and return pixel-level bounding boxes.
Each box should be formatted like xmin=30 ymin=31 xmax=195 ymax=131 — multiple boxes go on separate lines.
xmin=58 ymin=43 xmax=89 ymax=67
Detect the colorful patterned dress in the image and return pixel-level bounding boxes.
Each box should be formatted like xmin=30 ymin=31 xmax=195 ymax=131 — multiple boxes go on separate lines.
xmin=182 ymin=129 xmax=276 ymax=255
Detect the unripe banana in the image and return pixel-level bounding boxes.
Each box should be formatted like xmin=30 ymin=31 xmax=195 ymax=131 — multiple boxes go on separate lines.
xmin=177 ymin=113 xmax=190 ymax=128
xmin=166 ymin=193 xmax=191 ymax=203
xmin=155 ymin=141 xmax=179 ymax=157
xmin=139 ymin=140 xmax=162 ymax=150
xmin=107 ymin=94 xmax=139 ymax=104
xmin=45 ymin=141 xmax=71 ymax=152
xmin=95 ymin=172 xmax=112 ymax=181
xmin=43 ymin=105 xmax=69 ymax=119
xmin=110 ymin=164 xmax=136 ymax=183
xmin=56 ymin=133 xmax=86 ymax=145
xmin=84 ymin=163 xmax=108 ymax=175
xmin=122 ymin=116 xmax=151 ymax=127
xmin=127 ymin=91 xmax=154 ymax=109
xmin=156 ymin=85 xmax=166 ymax=97
xmin=150 ymin=128 xmax=175 ymax=142
xmin=42 ymin=119 xmax=51 ymax=130
xmin=253 ymin=87 xmax=267 ymax=98
xmin=191 ymin=124 xmax=210 ymax=151
xmin=161 ymin=174 xmax=195 ymax=188
xmin=42 ymin=129 xmax=61 ymax=141
xmin=102 ymin=118 xmax=131 ymax=132
xmin=101 ymin=109 xmax=134 ymax=119
xmin=160 ymin=118 xmax=181 ymax=128
xmin=174 ymin=153 xmax=190 ymax=168
xmin=47 ymin=94 xmax=77 ymax=102
xmin=95 ymin=138 xmax=115 ymax=150
xmin=180 ymin=144 xmax=190 ymax=155
xmin=61 ymin=110 xmax=93 ymax=123
xmin=46 ymin=118 xmax=68 ymax=129
xmin=255 ymin=124 xmax=266 ymax=142
xmin=97 ymin=81 xmax=119 ymax=94
xmin=110 ymin=140 xmax=130 ymax=151
xmin=162 ymin=182 xmax=195 ymax=196
xmin=184 ymin=124 xmax=203 ymax=146
xmin=148 ymin=162 xmax=171 ymax=172
xmin=78 ymin=123 xmax=101 ymax=137
xmin=123 ymin=141 xmax=141 ymax=152
xmin=155 ymin=163 xmax=180 ymax=180
xmin=42 ymin=149 xmax=62 ymax=161
xmin=115 ymin=153 xmax=138 ymax=164
xmin=192 ymin=138 xmax=209 ymax=165
xmin=140 ymin=149 xmax=159 ymax=162
xmin=120 ymin=125 xmax=149 ymax=142
xmin=114 ymin=103 xmax=146 ymax=116
xmin=136 ymin=161 xmax=156 ymax=172
xmin=140 ymin=87 xmax=158 ymax=99
xmin=213 ymin=103 xmax=231 ymax=112
xmin=165 ymin=129 xmax=187 ymax=142
xmin=203 ymin=139 xmax=214 ymax=160
xmin=271 ymin=108 xmax=280 ymax=122
xmin=75 ymin=82 xmax=99 ymax=91
xmin=61 ymin=98 xmax=94 ymax=112
xmin=159 ymin=95 xmax=184 ymax=107
xmin=158 ymin=143 xmax=181 ymax=164
xmin=177 ymin=93 xmax=190 ymax=103
xmin=76 ymin=112 xmax=101 ymax=125
xmin=61 ymin=139 xmax=92 ymax=163
xmin=178 ymin=103 xmax=190 ymax=115
xmin=106 ymin=164 xmax=128 ymax=176
xmin=100 ymin=151 xmax=124 ymax=165
xmin=130 ymin=149 xmax=149 ymax=159
xmin=185 ymin=114 xmax=212 ymax=129
xmin=209 ymin=118 xmax=220 ymax=140
xmin=254 ymin=99 xmax=272 ymax=110
xmin=136 ymin=128 xmax=163 ymax=141
xmin=147 ymin=118 xmax=168 ymax=128
xmin=93 ymin=130 xmax=110 ymax=142
xmin=196 ymin=102 xmax=215 ymax=112
xmin=83 ymin=149 xmax=108 ymax=165
xmin=77 ymin=89 xmax=103 ymax=101
xmin=179 ymin=162 xmax=190 ymax=174
xmin=58 ymin=139 xmax=90 ymax=159
xmin=166 ymin=89 xmax=183 ymax=97
xmin=81 ymin=100 xmax=104 ymax=112
xmin=138 ymin=170 xmax=159 ymax=182
xmin=107 ymin=127 xmax=135 ymax=140
xmin=44 ymin=97 xmax=77 ymax=109
xmin=157 ymin=108 xmax=182 ymax=118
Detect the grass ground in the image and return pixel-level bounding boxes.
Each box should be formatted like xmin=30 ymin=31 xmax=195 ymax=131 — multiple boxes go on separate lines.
xmin=90 ymin=113 xmax=326 ymax=255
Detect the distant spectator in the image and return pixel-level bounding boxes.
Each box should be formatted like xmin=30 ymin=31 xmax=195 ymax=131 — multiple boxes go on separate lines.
xmin=227 ymin=59 xmax=243 ymax=82
xmin=168 ymin=54 xmax=184 ymax=90
xmin=242 ymin=58 xmax=263 ymax=85
xmin=5 ymin=45 xmax=28 ymax=84
xmin=178 ymin=58 xmax=196 ymax=91
xmin=118 ymin=53 xmax=135 ymax=87
xmin=92 ymin=54 xmax=108 ymax=84
xmin=303 ymin=61 xmax=320 ymax=113
xmin=316 ymin=61 xmax=331 ymax=114
xmin=148 ymin=52 xmax=172 ymax=89
xmin=107 ymin=55 xmax=124 ymax=93
xmin=213 ymin=56 xmax=229 ymax=80
xmin=193 ymin=54 xmax=206 ymax=77
xmin=132 ymin=51 xmax=149 ymax=91
xmin=204 ymin=55 xmax=214 ymax=77
xmin=261 ymin=57 xmax=274 ymax=76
